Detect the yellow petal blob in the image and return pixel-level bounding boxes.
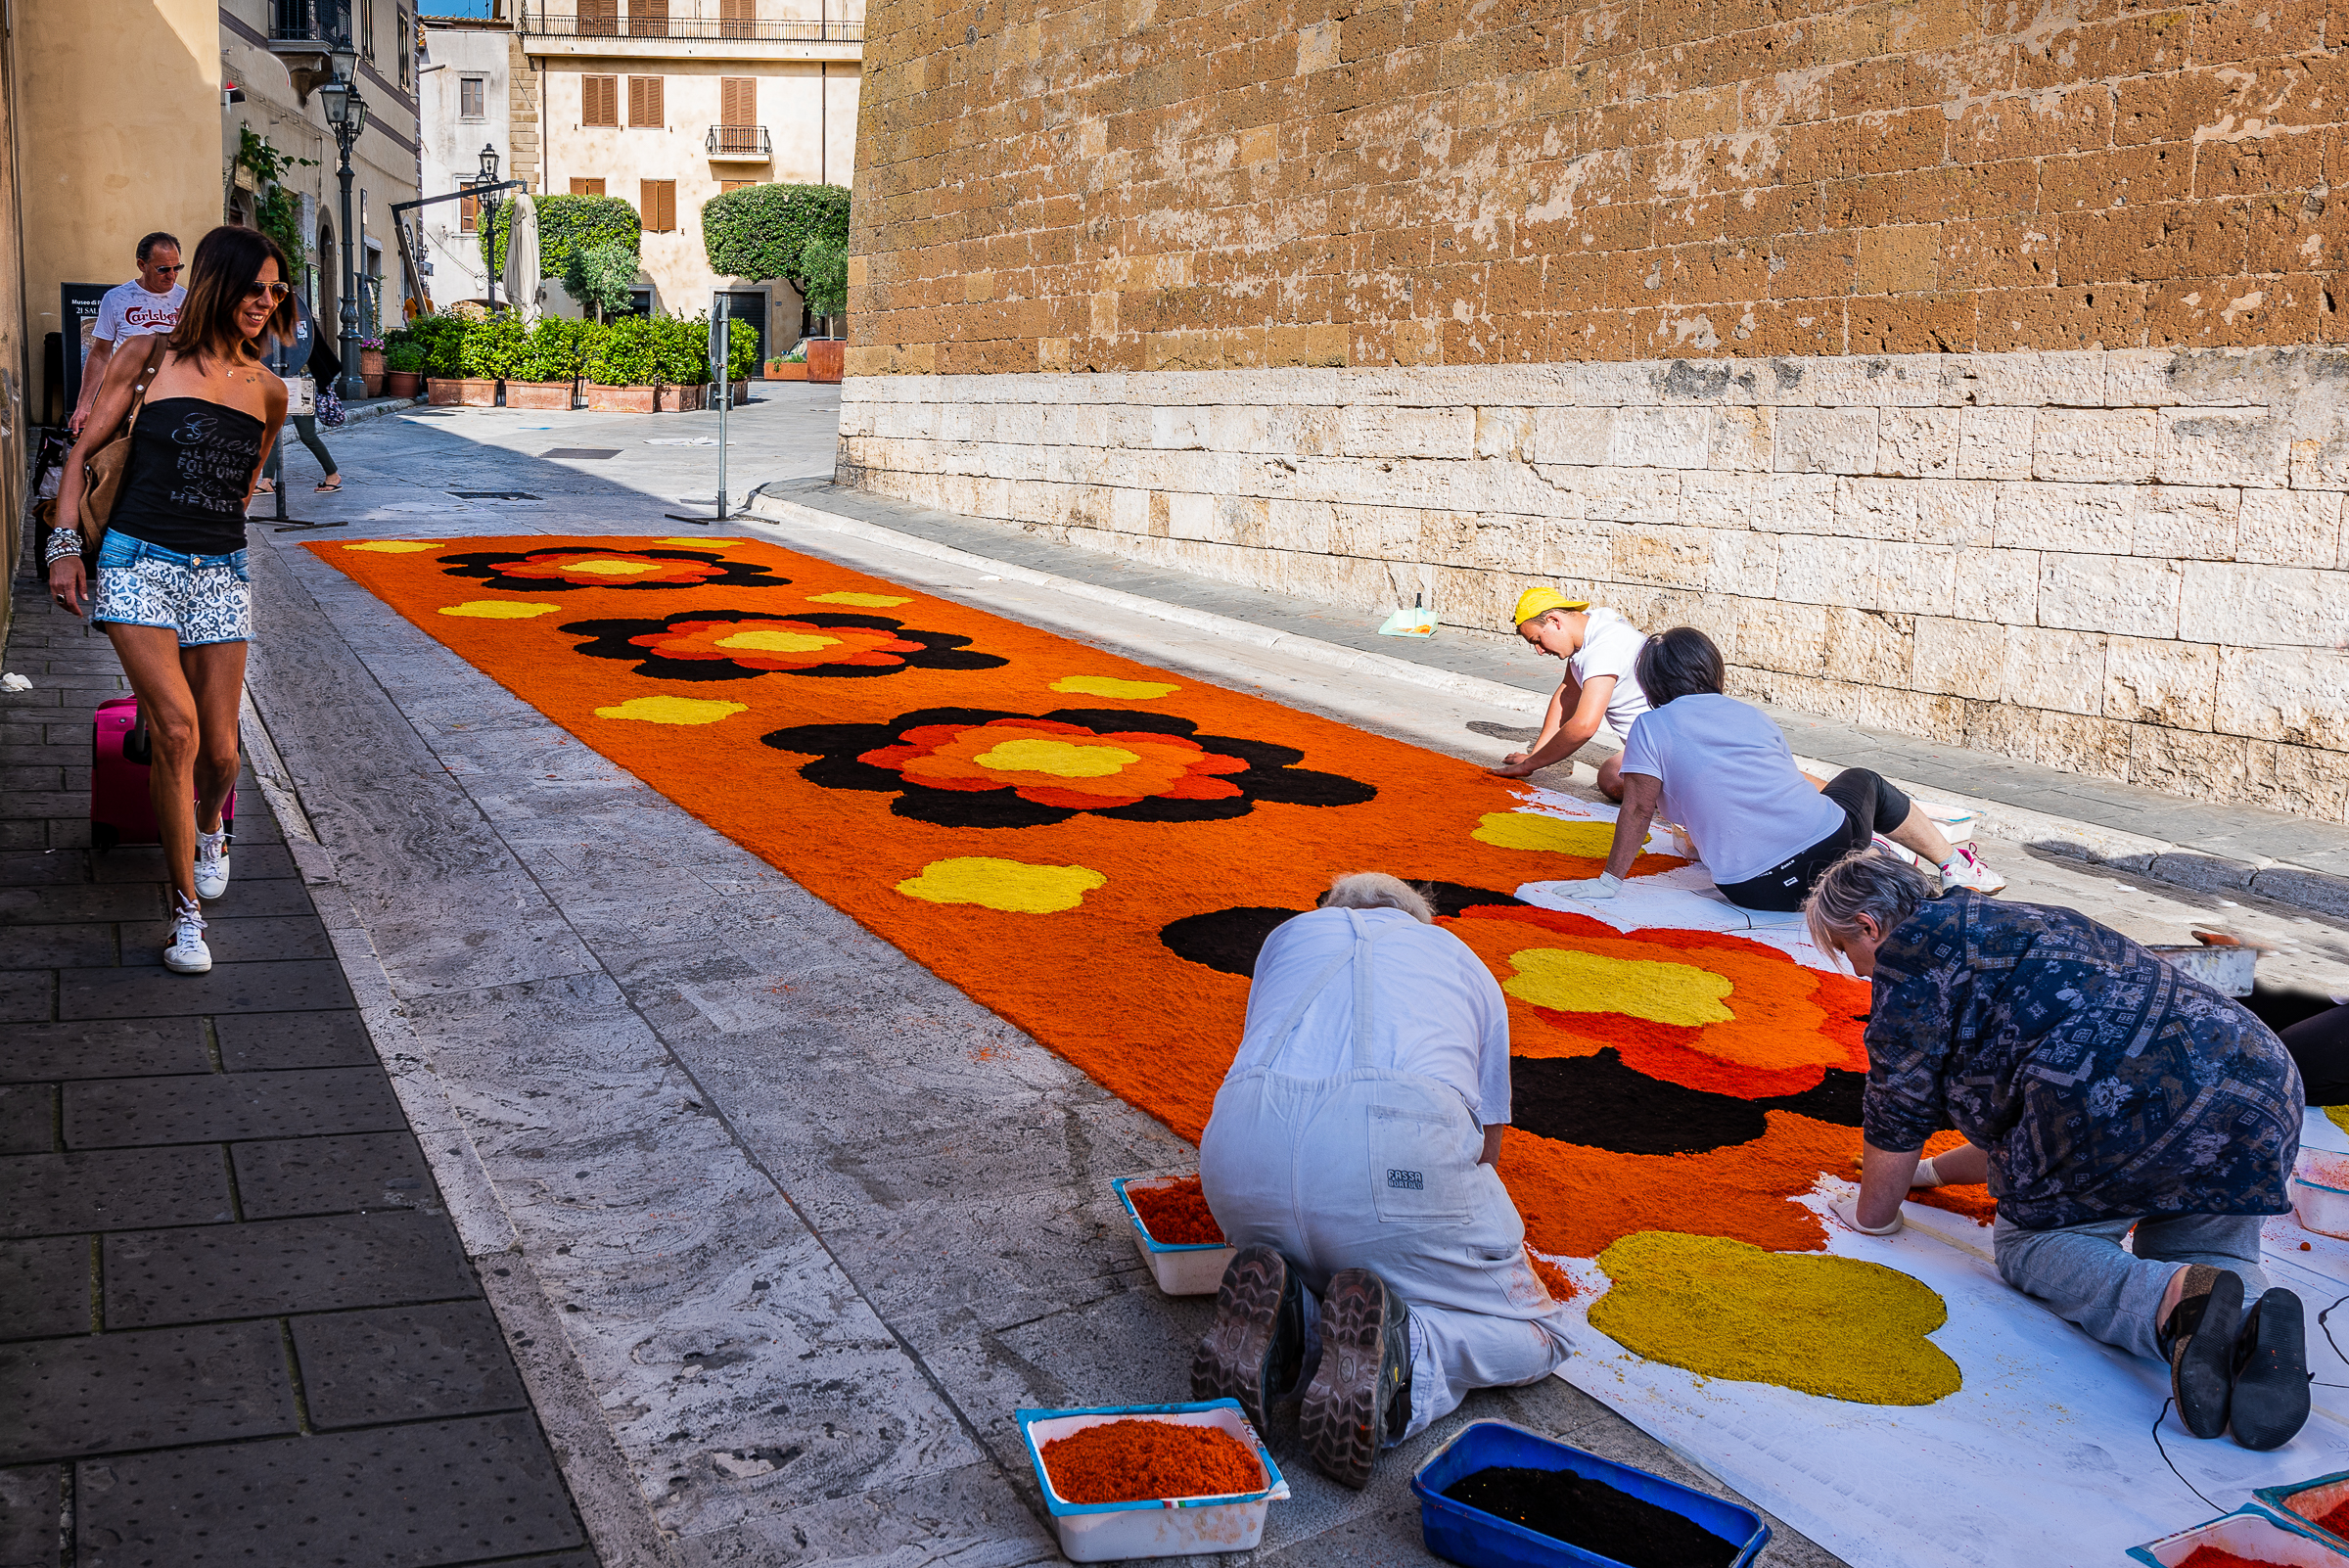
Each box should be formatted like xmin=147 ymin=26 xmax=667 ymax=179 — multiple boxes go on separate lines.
xmin=659 ymin=537 xmax=736 ymax=546
xmin=896 ymin=857 xmax=1107 ymax=913
xmin=2327 ymin=1105 xmax=2349 ymax=1138
xmin=972 ymin=739 xmax=1142 ymax=778
xmin=716 ymin=628 xmax=840 ymax=653
xmin=345 ymin=539 xmax=438 ymax=553
xmin=592 ymin=696 xmax=747 ymax=726
xmin=1591 ymin=1232 xmax=1960 ymax=1406
xmin=1505 ymin=948 xmax=1735 ymax=1026
xmin=1471 ymin=812 xmax=1618 ymax=856
xmin=808 ymin=591 xmax=913 ymax=607
xmin=567 ymin=558 xmax=666 ymax=576
xmin=1050 ymin=676 xmax=1181 ymax=699
xmin=438 ymin=600 xmax=561 ymax=620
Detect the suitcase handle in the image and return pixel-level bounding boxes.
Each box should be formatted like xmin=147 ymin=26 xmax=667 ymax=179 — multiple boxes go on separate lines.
xmin=123 ymin=712 xmax=152 ymax=766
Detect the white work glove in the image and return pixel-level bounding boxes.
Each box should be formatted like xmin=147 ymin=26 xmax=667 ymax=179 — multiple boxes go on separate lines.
xmin=1910 ymin=1156 xmax=1945 ymax=1188
xmin=1829 ymin=1194 xmax=1903 ymax=1236
xmin=1561 ymin=873 xmax=1622 ymax=901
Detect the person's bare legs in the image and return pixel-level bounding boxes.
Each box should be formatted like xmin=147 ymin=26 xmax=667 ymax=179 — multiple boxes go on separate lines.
xmin=1594 ymin=752 xmax=1626 ymax=803
xmin=104 ymin=625 xmax=243 ymax=908
xmin=1883 ymin=803 xmax=1953 ymax=867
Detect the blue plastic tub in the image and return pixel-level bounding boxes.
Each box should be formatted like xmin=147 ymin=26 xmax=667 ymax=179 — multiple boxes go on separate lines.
xmin=1409 ymin=1420 xmax=1769 ymax=1568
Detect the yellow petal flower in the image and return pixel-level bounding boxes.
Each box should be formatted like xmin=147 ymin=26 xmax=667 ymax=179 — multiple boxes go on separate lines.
xmin=896 ymin=857 xmax=1107 ymax=913
xmin=1050 ymin=676 xmax=1180 ymax=699
xmin=345 ymin=539 xmax=438 ymax=553
xmin=438 ymin=601 xmax=561 ymax=620
xmin=592 ymin=696 xmax=747 ymax=725
xmin=808 ymin=591 xmax=913 ymax=608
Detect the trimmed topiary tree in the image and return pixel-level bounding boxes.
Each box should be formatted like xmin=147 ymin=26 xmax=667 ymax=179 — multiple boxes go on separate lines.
xmin=484 ymin=194 xmax=642 ymax=281
xmin=701 ymin=183 xmax=850 ymax=300
xmin=564 ymin=242 xmax=639 ymax=323
xmin=797 ymin=235 xmax=849 ymax=321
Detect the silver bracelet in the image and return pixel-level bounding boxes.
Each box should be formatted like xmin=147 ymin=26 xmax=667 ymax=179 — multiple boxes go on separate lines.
xmin=44 ymin=528 xmax=85 ymax=566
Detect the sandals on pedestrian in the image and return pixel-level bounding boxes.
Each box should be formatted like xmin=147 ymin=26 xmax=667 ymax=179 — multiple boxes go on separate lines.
xmin=315 ymin=476 xmax=343 ymax=493
xmin=253 ymin=478 xmax=275 ymax=494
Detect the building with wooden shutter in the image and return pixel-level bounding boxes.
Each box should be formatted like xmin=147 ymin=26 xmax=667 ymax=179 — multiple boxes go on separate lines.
xmin=419 ymin=12 xmax=513 ymax=308
xmin=493 ymin=0 xmax=860 ymax=359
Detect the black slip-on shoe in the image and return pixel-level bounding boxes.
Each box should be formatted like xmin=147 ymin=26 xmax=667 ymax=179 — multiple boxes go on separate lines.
xmin=1298 ymin=1268 xmax=1412 ymax=1490
xmin=1191 ymin=1245 xmax=1304 ymax=1435
xmin=2161 ymin=1266 xmax=2242 ymax=1441
xmin=2230 ymin=1287 xmax=2311 ymax=1451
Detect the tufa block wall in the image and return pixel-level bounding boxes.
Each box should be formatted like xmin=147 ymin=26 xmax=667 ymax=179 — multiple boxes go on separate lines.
xmin=849 ymin=0 xmax=2349 ymax=372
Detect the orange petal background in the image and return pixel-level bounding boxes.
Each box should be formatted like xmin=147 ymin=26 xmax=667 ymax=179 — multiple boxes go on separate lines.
xmin=319 ymin=536 xmax=1991 ymax=1260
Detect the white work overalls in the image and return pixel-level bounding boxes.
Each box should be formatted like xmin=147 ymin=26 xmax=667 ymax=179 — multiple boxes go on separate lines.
xmin=1199 ymin=908 xmax=1576 ymax=1441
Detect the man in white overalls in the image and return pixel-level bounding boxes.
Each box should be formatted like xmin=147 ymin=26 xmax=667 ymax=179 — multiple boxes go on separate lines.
xmin=1194 ymin=874 xmax=1575 ymax=1488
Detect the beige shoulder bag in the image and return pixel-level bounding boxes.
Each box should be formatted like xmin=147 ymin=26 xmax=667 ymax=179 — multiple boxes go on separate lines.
xmin=38 ymin=337 xmax=170 ymax=546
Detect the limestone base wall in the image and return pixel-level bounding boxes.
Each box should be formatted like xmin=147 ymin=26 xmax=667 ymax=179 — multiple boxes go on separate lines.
xmin=837 ymin=347 xmax=2349 ymax=824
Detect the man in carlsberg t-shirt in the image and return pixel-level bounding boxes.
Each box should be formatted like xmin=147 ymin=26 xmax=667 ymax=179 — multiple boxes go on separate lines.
xmin=69 ymin=232 xmax=188 ymax=435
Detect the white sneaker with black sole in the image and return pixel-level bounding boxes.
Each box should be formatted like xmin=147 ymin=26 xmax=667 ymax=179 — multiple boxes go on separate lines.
xmin=194 ymin=829 xmax=231 ymax=900
xmin=163 ymin=893 xmax=210 ymax=974
xmin=1938 ymin=843 xmax=2006 ymax=895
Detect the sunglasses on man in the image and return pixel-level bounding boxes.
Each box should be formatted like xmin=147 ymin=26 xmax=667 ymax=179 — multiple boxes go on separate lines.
xmin=150 ymin=263 xmax=185 ymax=275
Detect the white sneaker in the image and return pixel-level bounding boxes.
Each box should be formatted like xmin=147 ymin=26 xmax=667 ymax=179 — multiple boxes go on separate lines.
xmin=1938 ymin=843 xmax=2006 ymax=895
xmin=164 ymin=894 xmax=211 ymax=974
xmin=194 ymin=829 xmax=231 ymax=900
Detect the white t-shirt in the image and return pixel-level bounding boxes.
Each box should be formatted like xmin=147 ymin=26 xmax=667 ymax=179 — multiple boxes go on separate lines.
xmin=1226 ymin=906 xmax=1512 ymax=1125
xmin=1567 ymin=608 xmax=1652 ymax=746
xmin=93 ymin=279 xmax=186 ymax=346
xmin=1617 ymin=693 xmax=1845 ymax=886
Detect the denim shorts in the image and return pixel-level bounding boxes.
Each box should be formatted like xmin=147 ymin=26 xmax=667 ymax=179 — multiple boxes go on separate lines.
xmin=91 ymin=532 xmax=253 ymax=646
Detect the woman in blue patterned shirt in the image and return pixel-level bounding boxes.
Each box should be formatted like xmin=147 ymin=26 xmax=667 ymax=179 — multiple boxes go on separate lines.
xmin=1805 ymin=853 xmax=2309 ymax=1452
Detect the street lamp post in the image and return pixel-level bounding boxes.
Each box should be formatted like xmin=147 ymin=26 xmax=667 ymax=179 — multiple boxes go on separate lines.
xmin=317 ymin=43 xmax=369 ymax=403
xmin=469 ymin=144 xmax=503 ymax=309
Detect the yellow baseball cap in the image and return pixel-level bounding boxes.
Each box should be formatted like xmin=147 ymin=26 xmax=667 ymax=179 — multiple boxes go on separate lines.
xmin=1511 ymin=587 xmax=1590 ymax=625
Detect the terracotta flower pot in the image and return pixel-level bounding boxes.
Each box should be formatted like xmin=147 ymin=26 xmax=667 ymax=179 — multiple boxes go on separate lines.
xmin=455 ymin=378 xmax=499 ymax=407
xmin=427 ymin=378 xmax=461 ymax=405
xmin=584 ymin=383 xmax=657 ymax=412
xmin=768 ymin=361 xmax=808 ymax=381
xmin=386 ymin=370 xmax=423 ymax=397
xmin=655 ymin=383 xmax=708 ymax=413
xmin=505 ymin=380 xmax=574 ymax=411
xmin=732 ymin=382 xmax=750 ymax=407
xmin=806 ymin=340 xmax=845 ymax=384
xmin=360 ymin=347 xmax=385 ymax=397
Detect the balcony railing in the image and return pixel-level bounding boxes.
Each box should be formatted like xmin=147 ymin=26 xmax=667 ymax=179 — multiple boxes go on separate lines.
xmin=706 ymin=124 xmax=772 ymax=158
xmin=524 ymin=3 xmax=861 ymax=40
xmin=270 ymin=0 xmax=351 ymax=45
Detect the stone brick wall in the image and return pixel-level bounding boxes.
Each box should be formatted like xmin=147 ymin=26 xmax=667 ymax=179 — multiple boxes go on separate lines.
xmin=840 ymin=347 xmax=2349 ymax=821
xmin=851 ymin=0 xmax=2349 ymax=374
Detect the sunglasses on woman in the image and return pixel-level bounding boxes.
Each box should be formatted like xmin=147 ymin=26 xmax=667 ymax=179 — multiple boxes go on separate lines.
xmin=244 ymin=280 xmax=293 ymax=303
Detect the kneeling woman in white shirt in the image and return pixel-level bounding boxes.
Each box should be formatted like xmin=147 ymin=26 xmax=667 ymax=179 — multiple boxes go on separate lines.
xmin=1566 ymin=628 xmax=2002 ymax=910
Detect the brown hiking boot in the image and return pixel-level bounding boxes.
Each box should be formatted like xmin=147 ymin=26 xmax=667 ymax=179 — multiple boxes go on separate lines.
xmin=1298 ymin=1268 xmax=1411 ymax=1490
xmin=1190 ymin=1245 xmax=1304 ymax=1436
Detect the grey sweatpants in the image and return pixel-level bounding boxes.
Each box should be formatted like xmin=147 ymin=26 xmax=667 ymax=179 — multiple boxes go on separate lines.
xmin=1993 ymin=1213 xmax=2270 ymax=1361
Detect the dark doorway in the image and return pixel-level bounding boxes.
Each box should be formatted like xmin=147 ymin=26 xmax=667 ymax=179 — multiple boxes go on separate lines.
xmin=722 ymin=291 xmax=766 ymax=372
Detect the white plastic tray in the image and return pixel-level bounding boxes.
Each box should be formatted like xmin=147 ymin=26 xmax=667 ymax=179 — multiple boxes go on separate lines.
xmin=1017 ymin=1401 xmax=1289 ymax=1561
xmin=2127 ymin=1504 xmax=2349 ymax=1565
xmin=2295 ymin=1151 xmax=2349 ymax=1239
xmin=1113 ymin=1175 xmax=1236 ymax=1297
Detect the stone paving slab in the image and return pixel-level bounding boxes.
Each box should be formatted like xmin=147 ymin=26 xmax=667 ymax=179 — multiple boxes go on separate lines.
xmin=0 ymin=584 xmax=589 ymax=1568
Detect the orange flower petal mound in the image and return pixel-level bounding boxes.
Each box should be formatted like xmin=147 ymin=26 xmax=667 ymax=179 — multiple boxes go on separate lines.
xmin=640 ymin=617 xmax=924 ymax=671
xmin=868 ymin=717 xmax=1248 ymax=808
xmin=1040 ymin=1420 xmax=1264 ymax=1504
xmin=1448 ymin=906 xmax=1871 ymax=1099
xmin=1127 ymin=1176 xmax=1225 ymax=1245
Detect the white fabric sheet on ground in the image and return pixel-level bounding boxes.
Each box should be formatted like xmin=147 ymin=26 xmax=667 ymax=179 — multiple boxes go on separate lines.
xmin=1477 ymin=792 xmax=2349 ymax=1566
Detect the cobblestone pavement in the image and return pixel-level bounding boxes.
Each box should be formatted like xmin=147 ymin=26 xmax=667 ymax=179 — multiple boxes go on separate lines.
xmin=0 ymin=584 xmax=592 ymax=1568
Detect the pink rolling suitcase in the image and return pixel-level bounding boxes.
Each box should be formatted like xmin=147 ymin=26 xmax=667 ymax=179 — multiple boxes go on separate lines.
xmin=91 ymin=696 xmax=234 ymax=854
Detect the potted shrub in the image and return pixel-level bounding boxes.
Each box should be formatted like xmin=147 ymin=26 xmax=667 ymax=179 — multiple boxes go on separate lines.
xmin=652 ymin=314 xmax=709 ymax=413
xmin=768 ymin=343 xmax=808 ymax=381
xmin=358 ymin=336 xmax=386 ymax=397
xmin=383 ymin=342 xmax=425 ymax=398
xmin=725 ymin=318 xmax=757 ymax=405
xmin=454 ymin=311 xmax=523 ymax=405
xmin=414 ymin=314 xmax=472 ymax=404
xmin=505 ymin=317 xmax=582 ymax=410
xmin=800 ymin=233 xmax=849 ymax=384
xmin=583 ymin=314 xmax=658 ymax=412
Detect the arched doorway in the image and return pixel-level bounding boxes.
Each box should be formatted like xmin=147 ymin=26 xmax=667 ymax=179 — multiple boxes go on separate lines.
xmin=317 ymin=220 xmax=337 ymax=344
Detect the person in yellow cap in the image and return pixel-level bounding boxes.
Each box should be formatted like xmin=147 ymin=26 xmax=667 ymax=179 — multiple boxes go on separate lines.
xmin=1491 ymin=588 xmax=1652 ymax=800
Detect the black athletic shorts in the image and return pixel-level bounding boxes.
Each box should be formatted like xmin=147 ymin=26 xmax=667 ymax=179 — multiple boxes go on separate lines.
xmin=1714 ymin=768 xmax=1913 ymax=912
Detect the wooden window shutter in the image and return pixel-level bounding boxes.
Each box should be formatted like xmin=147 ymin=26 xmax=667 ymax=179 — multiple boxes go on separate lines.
xmin=628 ymin=0 xmax=667 ymax=37
xmin=721 ymin=77 xmax=754 ymax=126
xmin=720 ymin=179 xmax=753 ymax=193
xmin=719 ymin=0 xmax=753 ymax=36
xmin=641 ymin=180 xmax=675 ymax=233
xmin=570 ymin=177 xmax=606 ymax=196
xmin=582 ymin=74 xmax=618 ymax=126
xmin=578 ymin=0 xmax=615 ymax=31
xmin=628 ymin=75 xmax=663 ymax=127
xmin=459 ymin=193 xmax=479 ymax=233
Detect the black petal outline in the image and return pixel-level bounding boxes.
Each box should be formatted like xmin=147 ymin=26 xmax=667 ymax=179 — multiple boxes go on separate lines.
xmin=437 ymin=547 xmax=792 ymax=593
xmin=558 ymin=609 xmax=1007 ymax=681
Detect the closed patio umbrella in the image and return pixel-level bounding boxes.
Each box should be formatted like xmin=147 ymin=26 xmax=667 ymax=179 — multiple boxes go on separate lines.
xmin=503 ymin=193 xmax=542 ymax=322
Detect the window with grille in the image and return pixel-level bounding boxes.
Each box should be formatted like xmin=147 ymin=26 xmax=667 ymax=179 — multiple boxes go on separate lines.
xmin=399 ymin=8 xmax=410 ymax=85
xmin=460 ymin=193 xmax=479 ymax=233
xmin=460 ymin=75 xmax=485 ymax=118
xmin=578 ymin=0 xmax=617 ymax=33
xmin=641 ymin=180 xmax=676 ymax=233
xmin=719 ymin=0 xmax=754 ymax=37
xmin=571 ymin=177 xmax=607 ymax=196
xmin=627 ymin=75 xmax=663 ymax=128
xmin=361 ymin=0 xmax=375 ymax=59
xmin=581 ymin=74 xmax=618 ymax=126
xmin=629 ymin=0 xmax=668 ymax=35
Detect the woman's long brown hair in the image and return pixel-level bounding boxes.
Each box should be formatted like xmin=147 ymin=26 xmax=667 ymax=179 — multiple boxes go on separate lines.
xmin=165 ymin=225 xmax=298 ymax=371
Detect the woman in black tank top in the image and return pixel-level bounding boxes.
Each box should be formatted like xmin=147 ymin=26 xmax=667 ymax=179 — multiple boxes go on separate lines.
xmin=48 ymin=226 xmax=293 ymax=975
